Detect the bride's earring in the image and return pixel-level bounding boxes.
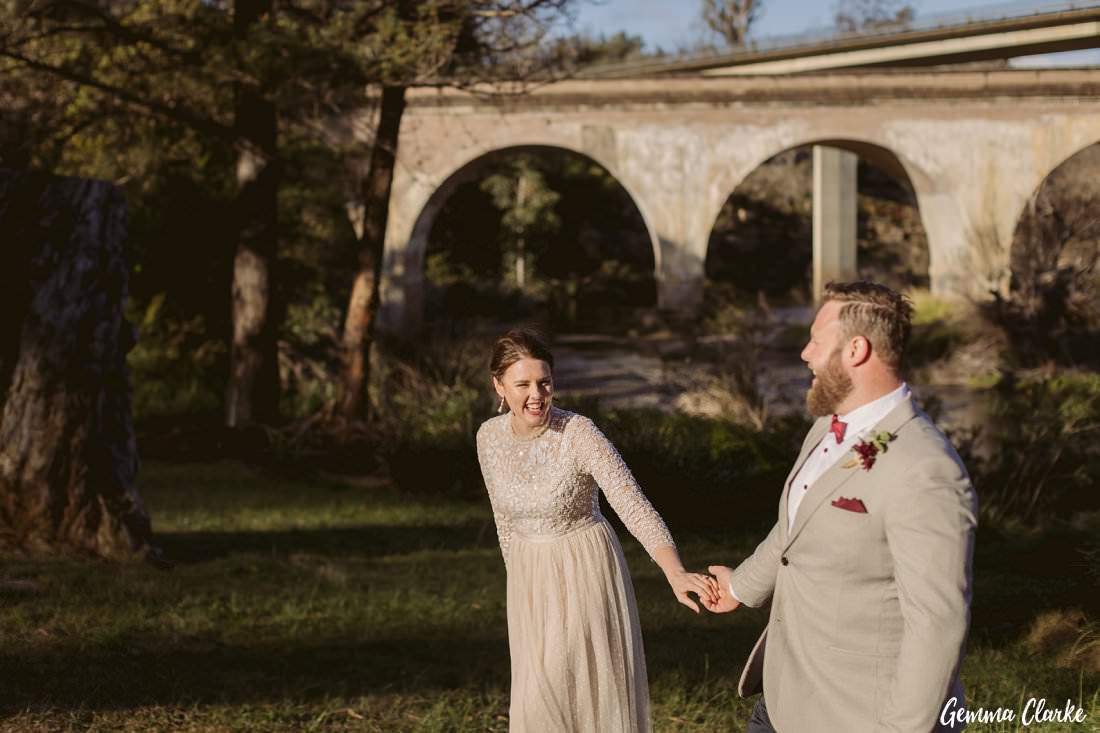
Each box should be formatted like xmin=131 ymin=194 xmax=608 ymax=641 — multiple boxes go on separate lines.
xmin=497 ymin=396 xmax=506 ymax=414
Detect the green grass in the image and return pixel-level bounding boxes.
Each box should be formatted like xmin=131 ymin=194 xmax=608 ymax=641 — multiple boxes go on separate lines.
xmin=1 ymin=461 xmax=1097 ymax=732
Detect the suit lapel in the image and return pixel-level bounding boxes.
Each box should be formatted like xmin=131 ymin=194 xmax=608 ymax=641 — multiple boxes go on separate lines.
xmin=781 ymin=417 xmax=829 ymax=543
xmin=785 ymin=395 xmax=921 ymax=549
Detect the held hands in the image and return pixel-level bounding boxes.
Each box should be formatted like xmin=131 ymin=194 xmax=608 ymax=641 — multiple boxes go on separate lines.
xmin=666 ymin=569 xmax=720 ymax=613
xmin=653 ymin=546 xmax=720 ymax=614
xmin=703 ymin=565 xmax=742 ymax=614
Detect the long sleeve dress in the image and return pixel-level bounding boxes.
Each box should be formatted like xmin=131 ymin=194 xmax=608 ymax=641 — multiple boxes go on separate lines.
xmin=476 ymin=406 xmax=675 ymax=733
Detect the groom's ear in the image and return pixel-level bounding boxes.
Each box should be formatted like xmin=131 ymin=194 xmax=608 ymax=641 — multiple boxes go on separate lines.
xmin=846 ymin=335 xmax=872 ymax=367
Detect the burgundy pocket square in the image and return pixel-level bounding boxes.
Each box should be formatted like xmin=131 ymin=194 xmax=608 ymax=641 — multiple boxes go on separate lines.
xmin=831 ymin=497 xmax=868 ymax=513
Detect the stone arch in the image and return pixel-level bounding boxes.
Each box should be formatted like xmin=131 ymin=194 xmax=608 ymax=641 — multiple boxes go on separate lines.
xmin=1009 ymin=123 xmax=1100 ymax=237
xmin=704 ymin=136 xmax=932 ymax=299
xmin=1007 ymin=138 xmax=1100 ymax=295
xmin=704 ymin=134 xmax=935 ymax=230
xmin=381 ymin=142 xmax=662 ymax=332
xmin=950 ymin=121 xmax=1100 ymax=300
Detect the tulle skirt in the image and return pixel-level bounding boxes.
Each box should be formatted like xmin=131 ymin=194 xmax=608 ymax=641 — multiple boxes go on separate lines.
xmin=506 ymin=518 xmax=650 ymax=733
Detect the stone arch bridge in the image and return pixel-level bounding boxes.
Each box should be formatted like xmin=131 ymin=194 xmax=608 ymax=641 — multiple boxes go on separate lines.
xmin=373 ymin=69 xmax=1100 ymax=332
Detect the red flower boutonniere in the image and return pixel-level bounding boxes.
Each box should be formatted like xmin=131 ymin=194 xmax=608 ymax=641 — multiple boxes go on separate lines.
xmin=842 ymin=430 xmax=896 ymax=471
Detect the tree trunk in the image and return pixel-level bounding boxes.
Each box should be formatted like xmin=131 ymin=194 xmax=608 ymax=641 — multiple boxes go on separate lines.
xmin=338 ymin=85 xmax=406 ymax=420
xmin=515 ymin=170 xmax=527 ymax=290
xmin=225 ymin=0 xmax=280 ymax=428
xmin=0 ymin=169 xmax=158 ymax=559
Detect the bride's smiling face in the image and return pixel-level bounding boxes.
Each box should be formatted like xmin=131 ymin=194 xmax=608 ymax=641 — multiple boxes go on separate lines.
xmin=494 ymin=357 xmax=554 ymax=432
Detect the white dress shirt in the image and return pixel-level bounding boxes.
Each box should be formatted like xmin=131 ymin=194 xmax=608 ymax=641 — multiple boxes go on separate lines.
xmin=786 ymin=382 xmax=910 ymax=532
xmin=729 ymin=383 xmax=910 ymax=606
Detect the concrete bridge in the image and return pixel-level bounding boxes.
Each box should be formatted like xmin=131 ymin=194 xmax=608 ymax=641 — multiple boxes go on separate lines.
xmin=585 ymin=2 xmax=1100 ymax=76
xmin=375 ymin=68 xmax=1100 ymax=332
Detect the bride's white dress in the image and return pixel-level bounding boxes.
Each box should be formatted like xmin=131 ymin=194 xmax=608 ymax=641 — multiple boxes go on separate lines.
xmin=476 ymin=406 xmax=674 ymax=733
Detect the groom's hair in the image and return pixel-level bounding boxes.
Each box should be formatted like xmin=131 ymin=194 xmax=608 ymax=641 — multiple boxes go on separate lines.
xmin=824 ymin=281 xmax=913 ymax=371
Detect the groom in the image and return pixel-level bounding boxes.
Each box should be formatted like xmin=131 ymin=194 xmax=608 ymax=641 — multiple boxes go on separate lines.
xmin=706 ymin=281 xmax=977 ymax=733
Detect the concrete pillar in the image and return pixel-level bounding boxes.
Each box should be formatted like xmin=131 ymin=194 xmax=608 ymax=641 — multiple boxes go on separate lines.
xmin=656 ymin=237 xmax=705 ymax=315
xmin=813 ymin=145 xmax=858 ymax=301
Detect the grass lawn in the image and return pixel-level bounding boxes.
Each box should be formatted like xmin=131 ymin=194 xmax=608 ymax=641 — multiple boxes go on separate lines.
xmin=1 ymin=460 xmax=1098 ymax=732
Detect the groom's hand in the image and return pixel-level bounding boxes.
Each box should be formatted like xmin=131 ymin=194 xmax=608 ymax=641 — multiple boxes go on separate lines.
xmin=704 ymin=565 xmax=742 ymax=614
xmin=665 ymin=569 xmax=720 ymax=614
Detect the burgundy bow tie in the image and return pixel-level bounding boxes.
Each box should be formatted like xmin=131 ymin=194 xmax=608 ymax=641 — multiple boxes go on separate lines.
xmin=830 ymin=415 xmax=847 ymax=443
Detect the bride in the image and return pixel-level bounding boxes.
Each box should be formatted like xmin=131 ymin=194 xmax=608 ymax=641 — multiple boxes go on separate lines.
xmin=476 ymin=328 xmax=717 ymax=733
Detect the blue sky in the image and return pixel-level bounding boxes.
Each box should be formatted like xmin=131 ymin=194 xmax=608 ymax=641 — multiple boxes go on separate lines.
xmin=570 ymin=0 xmax=1100 ymax=65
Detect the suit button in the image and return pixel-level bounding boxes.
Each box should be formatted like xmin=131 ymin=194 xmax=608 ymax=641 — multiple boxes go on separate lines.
xmin=781 ymin=557 xmax=789 ymax=566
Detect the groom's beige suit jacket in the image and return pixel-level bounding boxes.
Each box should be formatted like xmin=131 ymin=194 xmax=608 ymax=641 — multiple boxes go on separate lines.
xmin=730 ymin=395 xmax=977 ymax=733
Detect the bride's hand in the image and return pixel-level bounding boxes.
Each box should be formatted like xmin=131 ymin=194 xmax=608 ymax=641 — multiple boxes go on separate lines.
xmin=703 ymin=565 xmax=742 ymax=614
xmin=666 ymin=570 xmax=720 ymax=613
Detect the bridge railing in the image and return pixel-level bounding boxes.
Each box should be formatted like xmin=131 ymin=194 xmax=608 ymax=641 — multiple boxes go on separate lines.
xmin=738 ymin=0 xmax=1100 ymax=54
xmin=585 ymin=0 xmax=1100 ymax=72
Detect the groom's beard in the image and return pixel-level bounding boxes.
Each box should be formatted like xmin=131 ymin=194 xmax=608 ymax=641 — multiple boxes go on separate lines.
xmin=806 ymin=347 xmax=854 ymax=417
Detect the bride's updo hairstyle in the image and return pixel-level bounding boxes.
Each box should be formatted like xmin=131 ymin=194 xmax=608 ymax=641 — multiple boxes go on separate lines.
xmin=490 ymin=328 xmax=555 ymax=383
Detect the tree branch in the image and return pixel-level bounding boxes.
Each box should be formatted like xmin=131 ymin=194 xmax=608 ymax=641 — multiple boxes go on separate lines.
xmin=0 ymin=48 xmax=236 ymax=143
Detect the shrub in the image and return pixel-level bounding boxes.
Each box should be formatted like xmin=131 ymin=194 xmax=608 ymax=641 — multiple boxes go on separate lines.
xmin=908 ymin=292 xmax=972 ymax=366
xmin=671 ymin=291 xmax=783 ymax=431
xmin=969 ymin=371 xmax=1100 ymax=524
xmin=981 ymin=148 xmax=1100 ymax=369
xmin=1025 ymin=609 xmax=1100 ymax=674
xmin=129 ymin=293 xmax=225 ymax=420
xmin=278 ymin=286 xmax=343 ymax=419
xmin=571 ymin=403 xmax=809 ymax=531
xmin=370 ymin=327 xmax=493 ymax=496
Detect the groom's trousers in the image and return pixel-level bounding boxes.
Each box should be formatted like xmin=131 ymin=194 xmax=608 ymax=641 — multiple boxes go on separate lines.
xmin=747 ymin=697 xmax=779 ymax=733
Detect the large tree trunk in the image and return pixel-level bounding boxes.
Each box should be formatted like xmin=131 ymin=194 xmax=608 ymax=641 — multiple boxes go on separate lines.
xmin=338 ymin=85 xmax=406 ymax=420
xmin=0 ymin=169 xmax=158 ymax=559
xmin=225 ymin=0 xmax=280 ymax=428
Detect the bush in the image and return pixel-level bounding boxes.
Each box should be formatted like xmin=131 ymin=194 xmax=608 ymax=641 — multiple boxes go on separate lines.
xmin=129 ymin=293 xmax=225 ymax=420
xmin=599 ymin=408 xmax=802 ymax=482
xmin=570 ymin=403 xmax=809 ymax=531
xmin=278 ymin=286 xmax=343 ymax=419
xmin=908 ymin=292 xmax=972 ymax=366
xmin=370 ymin=327 xmax=494 ymax=496
xmin=984 ymin=146 xmax=1100 ymax=369
xmin=968 ymin=371 xmax=1100 ymax=524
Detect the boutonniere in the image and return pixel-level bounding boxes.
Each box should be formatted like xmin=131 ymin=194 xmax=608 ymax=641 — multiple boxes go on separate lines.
xmin=842 ymin=431 xmax=896 ymax=471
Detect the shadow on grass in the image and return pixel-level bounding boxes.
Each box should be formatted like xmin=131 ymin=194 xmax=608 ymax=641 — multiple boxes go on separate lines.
xmin=0 ymin=622 xmax=761 ymax=715
xmin=0 ymin=636 xmax=509 ymax=714
xmin=970 ymin=523 xmax=1100 ymax=646
xmin=155 ymin=523 xmax=496 ymax=564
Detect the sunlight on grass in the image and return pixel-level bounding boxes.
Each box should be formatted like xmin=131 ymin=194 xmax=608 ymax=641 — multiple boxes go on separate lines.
xmin=0 ymin=460 xmax=1096 ymax=732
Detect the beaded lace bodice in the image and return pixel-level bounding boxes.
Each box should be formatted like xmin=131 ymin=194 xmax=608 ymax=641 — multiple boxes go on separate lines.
xmin=476 ymin=407 xmax=674 ymax=566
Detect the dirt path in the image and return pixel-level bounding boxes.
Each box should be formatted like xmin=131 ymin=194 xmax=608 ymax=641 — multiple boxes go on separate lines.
xmin=553 ymin=306 xmax=814 ymax=414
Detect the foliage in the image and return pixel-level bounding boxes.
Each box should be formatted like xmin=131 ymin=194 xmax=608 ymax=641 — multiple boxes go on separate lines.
xmin=480 ymin=155 xmax=561 ymax=288
xmin=667 ymin=291 xmax=780 ymax=431
xmin=1 ymin=0 xmax=583 ymax=428
xmin=599 ymin=408 xmax=800 ymax=483
xmin=906 ymin=292 xmax=988 ymax=372
xmin=854 ymin=164 xmax=929 ymax=291
xmin=278 ymin=287 xmax=345 ymax=418
xmin=983 ymin=145 xmax=1100 ymax=369
xmin=966 ymin=371 xmax=1100 ymax=525
xmin=557 ymin=398 xmax=809 ymax=529
xmin=555 ymin=31 xmax=654 ymax=68
xmin=425 ymin=148 xmax=656 ymax=327
xmin=367 ymin=327 xmax=493 ymax=495
xmin=834 ymin=0 xmax=916 ymax=33
xmin=701 ymin=0 xmax=762 ymax=47
xmin=128 ymin=294 xmax=226 ymax=421
xmin=1025 ymin=608 xmax=1100 ymax=675
xmin=706 ymin=149 xmax=929 ymax=301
